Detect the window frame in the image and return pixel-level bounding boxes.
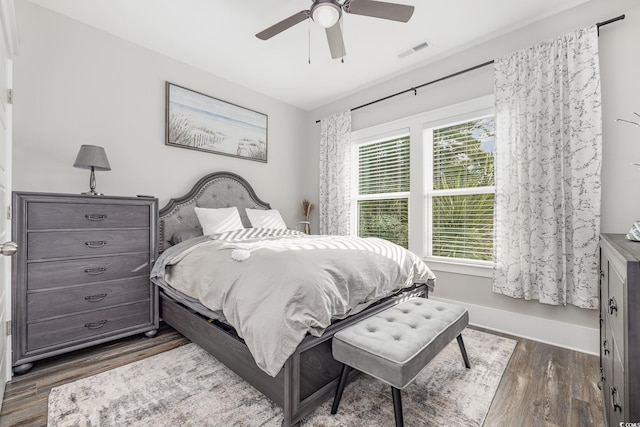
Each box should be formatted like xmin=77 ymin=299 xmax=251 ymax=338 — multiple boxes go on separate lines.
xmin=424 ymin=115 xmax=496 ymax=265
xmin=351 ymin=130 xmax=411 ymax=248
xmin=350 ymin=95 xmax=495 ymax=277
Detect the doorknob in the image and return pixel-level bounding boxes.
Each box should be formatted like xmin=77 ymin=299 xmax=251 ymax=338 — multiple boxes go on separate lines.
xmin=0 ymin=241 xmax=18 ymax=256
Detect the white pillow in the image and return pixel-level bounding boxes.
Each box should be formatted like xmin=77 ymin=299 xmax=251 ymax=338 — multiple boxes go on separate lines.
xmin=246 ymin=208 xmax=287 ymax=229
xmin=194 ymin=207 xmax=244 ymax=235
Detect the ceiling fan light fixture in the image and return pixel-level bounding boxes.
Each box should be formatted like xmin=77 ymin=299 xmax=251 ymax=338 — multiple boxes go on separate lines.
xmin=311 ymin=2 xmax=341 ymax=28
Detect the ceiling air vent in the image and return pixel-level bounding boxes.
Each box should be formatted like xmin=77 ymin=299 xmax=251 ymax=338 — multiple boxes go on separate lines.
xmin=397 ymin=41 xmax=429 ymax=59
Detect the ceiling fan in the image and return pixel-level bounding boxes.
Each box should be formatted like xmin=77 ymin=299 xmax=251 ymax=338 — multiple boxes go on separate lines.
xmin=255 ymin=0 xmax=415 ymax=59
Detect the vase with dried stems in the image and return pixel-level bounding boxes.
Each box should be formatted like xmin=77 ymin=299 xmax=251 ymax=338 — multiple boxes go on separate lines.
xmin=301 ymin=198 xmax=313 ymax=234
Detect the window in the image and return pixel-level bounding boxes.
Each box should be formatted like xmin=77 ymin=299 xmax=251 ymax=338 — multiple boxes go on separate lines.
xmin=428 ymin=117 xmax=495 ymax=261
xmin=355 ymin=135 xmax=410 ymax=248
xmin=349 ymin=95 xmax=495 ymax=271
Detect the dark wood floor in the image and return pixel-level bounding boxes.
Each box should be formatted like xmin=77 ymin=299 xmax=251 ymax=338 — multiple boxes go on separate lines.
xmin=0 ymin=324 xmax=604 ymax=427
xmin=480 ymin=326 xmax=605 ymax=427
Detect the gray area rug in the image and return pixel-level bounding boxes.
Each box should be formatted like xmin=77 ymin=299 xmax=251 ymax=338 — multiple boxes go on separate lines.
xmin=48 ymin=328 xmax=516 ymax=426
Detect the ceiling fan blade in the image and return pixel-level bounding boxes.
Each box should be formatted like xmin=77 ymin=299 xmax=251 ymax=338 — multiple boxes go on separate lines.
xmin=325 ymin=23 xmax=346 ymax=59
xmin=256 ymin=10 xmax=309 ymax=40
xmin=344 ymin=0 xmax=414 ymax=23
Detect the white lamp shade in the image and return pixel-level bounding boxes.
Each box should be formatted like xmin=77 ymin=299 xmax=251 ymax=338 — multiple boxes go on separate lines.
xmin=312 ymin=3 xmax=341 ymax=28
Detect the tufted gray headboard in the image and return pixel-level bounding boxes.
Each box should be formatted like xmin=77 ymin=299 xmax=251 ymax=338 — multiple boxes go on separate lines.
xmin=158 ymin=171 xmax=271 ymax=252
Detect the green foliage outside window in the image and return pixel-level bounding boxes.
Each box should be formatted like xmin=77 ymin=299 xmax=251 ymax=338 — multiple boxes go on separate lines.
xmin=358 ymin=198 xmax=409 ymax=248
xmin=432 ymin=193 xmax=495 ymax=260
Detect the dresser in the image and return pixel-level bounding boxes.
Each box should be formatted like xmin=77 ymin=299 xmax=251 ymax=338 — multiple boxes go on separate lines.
xmin=599 ymin=234 xmax=640 ymax=425
xmin=11 ymin=192 xmax=159 ymax=373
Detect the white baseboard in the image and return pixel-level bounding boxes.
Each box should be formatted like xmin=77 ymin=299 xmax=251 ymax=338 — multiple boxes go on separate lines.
xmin=430 ymin=296 xmax=599 ymax=355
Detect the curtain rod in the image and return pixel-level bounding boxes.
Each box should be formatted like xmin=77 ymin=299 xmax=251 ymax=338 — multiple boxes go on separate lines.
xmin=315 ymin=13 xmax=625 ymax=123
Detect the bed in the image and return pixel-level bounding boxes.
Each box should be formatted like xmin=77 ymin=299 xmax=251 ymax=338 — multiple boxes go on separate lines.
xmin=150 ymin=171 xmax=435 ymax=426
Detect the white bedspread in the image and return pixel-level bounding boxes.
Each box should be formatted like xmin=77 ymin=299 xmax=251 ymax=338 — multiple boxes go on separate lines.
xmin=151 ymin=229 xmax=436 ymax=377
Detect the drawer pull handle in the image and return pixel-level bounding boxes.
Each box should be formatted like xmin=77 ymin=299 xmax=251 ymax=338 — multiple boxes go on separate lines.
xmin=598 ymin=367 xmax=604 ymax=390
xmin=603 ymin=339 xmax=609 ymax=355
xmin=84 ymin=320 xmax=107 ymax=329
xmin=84 ymin=293 xmax=108 ymax=302
xmin=611 ymin=386 xmax=622 ymax=412
xmin=84 ymin=266 xmax=108 ymax=275
xmin=85 ymin=241 xmax=107 ymax=248
xmin=85 ymin=214 xmax=107 ymax=221
xmin=608 ymin=297 xmax=618 ymax=315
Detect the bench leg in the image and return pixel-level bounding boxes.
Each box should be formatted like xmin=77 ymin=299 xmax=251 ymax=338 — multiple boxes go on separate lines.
xmin=392 ymin=387 xmax=404 ymax=427
xmin=331 ymin=364 xmax=351 ymax=415
xmin=457 ymin=334 xmax=471 ymax=369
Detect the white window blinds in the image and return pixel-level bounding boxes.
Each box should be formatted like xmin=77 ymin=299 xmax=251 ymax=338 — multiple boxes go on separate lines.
xmin=356 ymin=135 xmax=410 ymax=248
xmin=433 ymin=118 xmax=495 ymax=190
xmin=429 ymin=117 xmax=495 ymax=261
xmin=358 ymin=136 xmax=410 ymax=194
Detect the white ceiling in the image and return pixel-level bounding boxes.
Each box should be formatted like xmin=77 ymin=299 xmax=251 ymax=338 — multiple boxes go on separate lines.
xmin=28 ymin=0 xmax=590 ymax=111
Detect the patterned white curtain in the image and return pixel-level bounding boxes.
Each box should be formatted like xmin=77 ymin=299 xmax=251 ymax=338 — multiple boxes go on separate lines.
xmin=319 ymin=111 xmax=352 ymax=235
xmin=493 ymin=26 xmax=602 ymax=309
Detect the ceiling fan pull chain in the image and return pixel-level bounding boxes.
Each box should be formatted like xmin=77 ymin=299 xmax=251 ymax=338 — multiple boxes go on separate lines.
xmin=341 ymin=16 xmax=344 ymax=63
xmin=308 ymin=16 xmax=312 ymax=64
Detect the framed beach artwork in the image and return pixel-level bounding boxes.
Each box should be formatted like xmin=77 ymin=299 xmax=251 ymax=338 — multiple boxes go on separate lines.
xmin=165 ymin=82 xmax=268 ymax=162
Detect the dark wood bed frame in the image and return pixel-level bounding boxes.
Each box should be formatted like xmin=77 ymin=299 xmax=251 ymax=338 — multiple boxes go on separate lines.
xmin=153 ymin=171 xmax=430 ymax=426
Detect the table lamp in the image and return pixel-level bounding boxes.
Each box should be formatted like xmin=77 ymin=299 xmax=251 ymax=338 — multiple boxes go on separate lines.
xmin=73 ymin=145 xmax=111 ymax=195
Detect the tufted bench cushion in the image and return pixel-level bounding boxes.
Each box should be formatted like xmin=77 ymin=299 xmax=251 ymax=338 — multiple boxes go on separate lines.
xmin=332 ymin=297 xmax=469 ymax=390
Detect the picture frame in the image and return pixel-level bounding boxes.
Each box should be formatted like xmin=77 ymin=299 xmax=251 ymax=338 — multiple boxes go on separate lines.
xmin=165 ymin=82 xmax=268 ymax=162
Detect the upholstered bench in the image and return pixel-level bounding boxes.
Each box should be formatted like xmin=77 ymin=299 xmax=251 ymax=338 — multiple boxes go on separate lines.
xmin=331 ymin=298 xmax=470 ymax=427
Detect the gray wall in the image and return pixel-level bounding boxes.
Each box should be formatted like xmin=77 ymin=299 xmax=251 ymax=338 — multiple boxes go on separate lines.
xmin=306 ymin=0 xmax=640 ymax=338
xmin=12 ymin=1 xmax=310 ymax=227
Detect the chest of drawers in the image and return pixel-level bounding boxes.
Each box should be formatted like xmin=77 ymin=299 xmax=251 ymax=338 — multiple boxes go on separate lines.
xmin=11 ymin=192 xmax=159 ymax=373
xmin=599 ymin=234 xmax=640 ymax=425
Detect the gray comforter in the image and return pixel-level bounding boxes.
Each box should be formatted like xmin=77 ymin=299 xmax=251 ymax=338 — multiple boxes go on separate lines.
xmin=151 ymin=229 xmax=436 ymax=377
